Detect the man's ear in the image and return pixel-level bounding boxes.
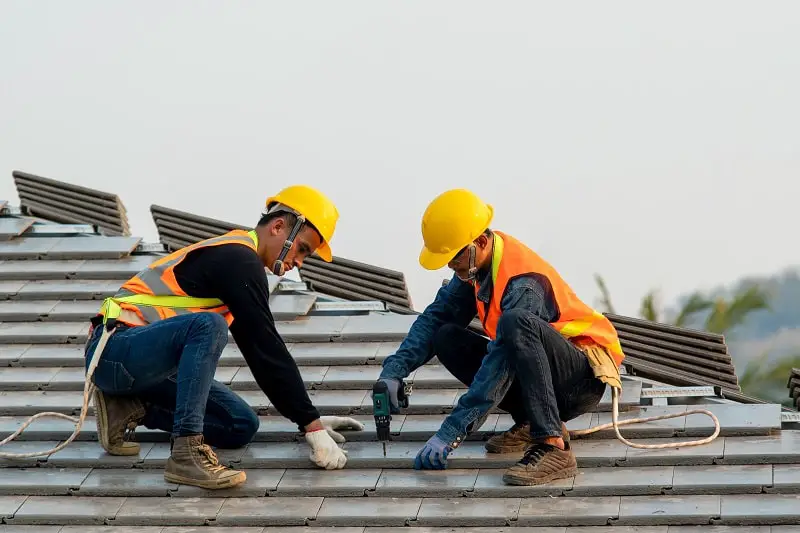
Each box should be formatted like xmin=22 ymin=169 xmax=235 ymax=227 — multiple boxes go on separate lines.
xmin=475 ymin=234 xmax=490 ymax=250
xmin=269 ymin=216 xmax=286 ymax=236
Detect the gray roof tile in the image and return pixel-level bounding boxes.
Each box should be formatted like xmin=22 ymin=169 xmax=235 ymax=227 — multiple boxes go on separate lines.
xmin=0 ymin=217 xmax=34 ymax=240
xmin=1 ymin=195 xmax=799 ymax=530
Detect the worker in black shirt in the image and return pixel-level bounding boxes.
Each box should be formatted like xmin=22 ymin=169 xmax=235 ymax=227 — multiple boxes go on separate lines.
xmin=83 ymin=185 xmax=363 ymax=490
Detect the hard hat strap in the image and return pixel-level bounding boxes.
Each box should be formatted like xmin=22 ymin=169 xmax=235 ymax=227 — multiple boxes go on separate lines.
xmin=266 ymin=203 xmax=307 ymax=276
xmin=467 ymin=244 xmax=478 ymax=281
xmin=455 ymin=244 xmax=479 ymax=284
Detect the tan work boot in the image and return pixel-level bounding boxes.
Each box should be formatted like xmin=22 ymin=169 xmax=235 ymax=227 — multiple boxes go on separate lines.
xmin=93 ymin=388 xmax=146 ymax=456
xmin=485 ymin=421 xmax=570 ymax=453
xmin=164 ymin=435 xmax=247 ymax=490
xmin=501 ymin=442 xmax=578 ymax=486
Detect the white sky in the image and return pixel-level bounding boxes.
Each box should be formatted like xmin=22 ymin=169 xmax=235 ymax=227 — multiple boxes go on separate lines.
xmin=1 ymin=1 xmax=798 ymax=317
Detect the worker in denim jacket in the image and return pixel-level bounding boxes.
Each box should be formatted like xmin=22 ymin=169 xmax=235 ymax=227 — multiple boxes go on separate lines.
xmin=376 ymin=189 xmax=625 ymax=486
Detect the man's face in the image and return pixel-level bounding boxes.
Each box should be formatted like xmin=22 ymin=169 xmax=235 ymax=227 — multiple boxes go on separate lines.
xmin=267 ymin=219 xmax=322 ymax=273
xmin=447 ymin=246 xmax=474 ymax=281
xmin=446 ymin=234 xmax=491 ymax=282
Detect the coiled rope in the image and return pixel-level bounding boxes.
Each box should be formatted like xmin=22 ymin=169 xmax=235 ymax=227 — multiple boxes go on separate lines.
xmin=571 ymin=386 xmax=721 ymax=448
xmin=0 ymin=326 xmax=113 ymax=459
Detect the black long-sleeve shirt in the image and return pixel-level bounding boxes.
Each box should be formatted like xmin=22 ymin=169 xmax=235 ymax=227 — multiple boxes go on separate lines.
xmin=172 ymin=241 xmax=320 ymax=429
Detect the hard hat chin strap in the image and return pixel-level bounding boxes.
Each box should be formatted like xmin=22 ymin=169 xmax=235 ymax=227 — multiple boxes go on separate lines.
xmin=456 ymin=244 xmax=479 ymax=284
xmin=267 ymin=203 xmax=307 ymax=276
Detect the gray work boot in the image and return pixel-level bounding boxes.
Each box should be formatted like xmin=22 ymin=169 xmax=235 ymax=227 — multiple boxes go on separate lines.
xmin=93 ymin=388 xmax=146 ymax=456
xmin=164 ymin=435 xmax=247 ymax=490
xmin=485 ymin=421 xmax=570 ymax=454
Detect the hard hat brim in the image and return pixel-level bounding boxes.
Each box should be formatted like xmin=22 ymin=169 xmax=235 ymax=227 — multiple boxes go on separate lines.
xmin=315 ymin=241 xmax=333 ymax=262
xmin=419 ymin=246 xmax=459 ymax=271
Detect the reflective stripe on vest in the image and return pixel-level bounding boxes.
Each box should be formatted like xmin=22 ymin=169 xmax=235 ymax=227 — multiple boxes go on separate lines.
xmin=98 ymin=229 xmax=259 ymax=327
xmin=474 ymin=231 xmax=625 ymax=366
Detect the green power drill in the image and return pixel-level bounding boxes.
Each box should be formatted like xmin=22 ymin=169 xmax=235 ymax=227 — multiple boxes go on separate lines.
xmin=372 ymin=379 xmax=409 ymax=456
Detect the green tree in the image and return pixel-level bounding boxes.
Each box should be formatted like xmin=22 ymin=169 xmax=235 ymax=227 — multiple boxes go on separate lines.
xmin=738 ymin=351 xmax=799 ymax=406
xmin=593 ymin=274 xmax=770 ymax=336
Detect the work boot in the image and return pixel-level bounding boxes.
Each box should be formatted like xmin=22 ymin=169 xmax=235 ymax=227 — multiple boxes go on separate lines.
xmin=501 ymin=441 xmax=578 ymax=486
xmin=485 ymin=421 xmax=570 ymax=453
xmin=93 ymin=388 xmax=145 ymax=456
xmin=164 ymin=435 xmax=247 ymax=490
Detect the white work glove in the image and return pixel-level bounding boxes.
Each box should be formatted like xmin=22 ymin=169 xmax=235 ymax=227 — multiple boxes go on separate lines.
xmin=320 ymin=415 xmax=365 ymax=443
xmin=305 ymin=429 xmax=348 ymax=470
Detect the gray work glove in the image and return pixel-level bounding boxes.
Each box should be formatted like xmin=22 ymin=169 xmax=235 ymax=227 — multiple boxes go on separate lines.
xmin=373 ymin=377 xmax=403 ymax=414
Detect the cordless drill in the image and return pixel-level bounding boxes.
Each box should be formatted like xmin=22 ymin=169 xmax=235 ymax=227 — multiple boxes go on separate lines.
xmin=373 ymin=379 xmax=409 ymax=456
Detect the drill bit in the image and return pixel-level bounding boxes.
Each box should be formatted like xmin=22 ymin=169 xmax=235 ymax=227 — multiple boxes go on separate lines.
xmin=382 ymin=441 xmax=387 ymax=457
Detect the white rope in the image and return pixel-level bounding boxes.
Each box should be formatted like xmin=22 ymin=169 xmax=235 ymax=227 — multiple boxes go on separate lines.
xmin=570 ymin=386 xmax=721 ymax=449
xmin=0 ymin=327 xmax=112 ymax=459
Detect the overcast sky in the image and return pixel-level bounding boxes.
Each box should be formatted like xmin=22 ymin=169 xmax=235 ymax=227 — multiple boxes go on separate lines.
xmin=1 ymin=1 xmax=798 ymax=317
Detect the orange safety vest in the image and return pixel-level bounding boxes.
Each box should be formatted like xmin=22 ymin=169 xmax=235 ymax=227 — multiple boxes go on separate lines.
xmin=474 ymin=231 xmax=625 ymax=366
xmin=98 ymin=229 xmax=258 ymax=327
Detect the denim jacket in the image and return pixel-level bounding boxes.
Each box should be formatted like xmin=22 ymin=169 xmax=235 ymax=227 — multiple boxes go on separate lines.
xmin=379 ymin=266 xmax=558 ymax=449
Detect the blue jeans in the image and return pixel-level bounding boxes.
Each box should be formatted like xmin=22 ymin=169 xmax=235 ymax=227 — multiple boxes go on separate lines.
xmin=434 ymin=308 xmax=606 ymax=440
xmin=84 ymin=312 xmax=259 ymax=448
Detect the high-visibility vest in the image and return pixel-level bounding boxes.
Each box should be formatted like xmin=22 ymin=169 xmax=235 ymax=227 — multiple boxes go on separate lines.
xmin=474 ymin=230 xmax=625 ymax=366
xmin=96 ymin=229 xmax=259 ymax=328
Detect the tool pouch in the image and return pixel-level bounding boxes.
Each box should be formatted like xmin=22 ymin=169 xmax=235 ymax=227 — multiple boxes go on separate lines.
xmin=580 ymin=343 xmax=622 ymax=390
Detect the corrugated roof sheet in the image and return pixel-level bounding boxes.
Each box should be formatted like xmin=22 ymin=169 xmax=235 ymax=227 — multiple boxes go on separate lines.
xmin=1 ymin=183 xmax=800 ymax=528
xmin=12 ymin=170 xmax=131 ymax=236
xmin=151 ymin=203 xmax=414 ymax=312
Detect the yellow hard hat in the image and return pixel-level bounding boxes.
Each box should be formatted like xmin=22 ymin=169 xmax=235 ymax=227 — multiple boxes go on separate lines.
xmin=266 ymin=184 xmax=339 ymax=262
xmin=419 ymin=188 xmax=493 ymax=270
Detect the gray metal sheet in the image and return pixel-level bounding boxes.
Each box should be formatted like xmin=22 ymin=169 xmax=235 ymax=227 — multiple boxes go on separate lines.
xmin=275 ymin=468 xmax=381 ymax=496
xmin=718 ymin=494 xmax=800 ymax=525
xmin=671 ymin=464 xmax=772 ymax=494
xmin=269 ymin=293 xmax=318 ymax=320
xmin=214 ymin=496 xmax=323 ymax=527
xmin=616 ymin=495 xmax=721 ymax=526
xmin=42 ymin=236 xmax=142 ymax=259
xmin=0 ymin=279 xmax=28 ymax=297
xmin=314 ymin=496 xmax=421 ymax=527
xmin=338 ymin=314 xmax=417 ymax=341
xmin=0 ymin=495 xmax=29 ymax=519
xmin=275 ymin=315 xmax=350 ymax=342
xmin=0 ymin=468 xmax=91 ymax=495
xmin=0 ymin=344 xmax=30 ymax=365
xmin=112 ymin=497 xmax=226 ymax=526
xmin=46 ymin=300 xmax=102 ymax=321
xmin=73 ymin=255 xmax=156 ymax=276
xmin=15 ymin=280 xmax=119 ymax=300
xmin=414 ymin=497 xmax=521 ymax=527
xmin=516 ymin=495 xmax=621 ymax=526
xmin=75 ymin=469 xmax=177 ymax=496
xmin=0 ymin=218 xmax=34 ymax=240
xmin=0 ymin=300 xmax=59 ymax=321
xmin=0 ymin=367 xmax=62 ymax=390
xmin=8 ymin=495 xmax=126 ymax=525
xmin=18 ymin=344 xmax=87 ymax=366
xmin=0 ymin=321 xmax=88 ymax=344
xmin=373 ymin=469 xmax=479 ymax=498
xmin=0 ymin=259 xmax=86 ymax=280
xmin=288 ymin=342 xmax=382 ymax=365
xmin=0 ymin=237 xmax=64 ymax=259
